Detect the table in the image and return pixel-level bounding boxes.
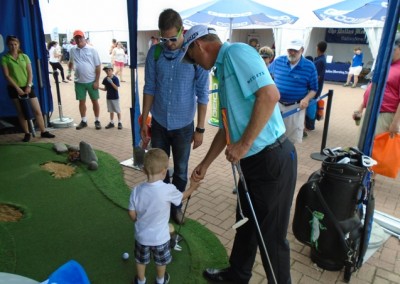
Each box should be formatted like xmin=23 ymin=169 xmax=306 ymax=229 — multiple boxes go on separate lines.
xmin=324 ymin=62 xmax=350 ymax=82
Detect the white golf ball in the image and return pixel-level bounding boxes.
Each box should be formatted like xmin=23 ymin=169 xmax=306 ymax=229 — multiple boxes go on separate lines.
xmin=122 ymin=252 xmax=129 ymax=260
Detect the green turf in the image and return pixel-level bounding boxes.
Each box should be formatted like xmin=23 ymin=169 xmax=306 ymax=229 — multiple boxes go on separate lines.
xmin=0 ymin=143 xmax=228 ymax=283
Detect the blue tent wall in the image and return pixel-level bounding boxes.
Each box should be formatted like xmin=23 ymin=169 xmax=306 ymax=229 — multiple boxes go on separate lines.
xmin=0 ymin=0 xmax=53 ymax=118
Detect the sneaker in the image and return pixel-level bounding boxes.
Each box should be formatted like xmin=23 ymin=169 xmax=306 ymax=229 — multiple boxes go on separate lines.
xmin=22 ymin=133 xmax=31 ymax=142
xmin=351 ymin=84 xmax=357 ymax=88
xmin=154 ymin=273 xmax=169 ymax=284
xmin=118 ymin=122 xmax=123 ymax=130
xmin=134 ymin=276 xmax=146 ymax=284
xmin=41 ymin=131 xmax=55 ymax=138
xmin=95 ymin=120 xmax=102 ymax=130
xmin=76 ymin=121 xmax=87 ymax=130
xmin=105 ymin=122 xmax=115 ymax=129
xmin=343 ymin=83 xmax=350 ymax=87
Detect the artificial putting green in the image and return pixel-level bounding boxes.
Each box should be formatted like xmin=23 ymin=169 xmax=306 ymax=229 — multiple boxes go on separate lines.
xmin=0 ymin=143 xmax=228 ymax=283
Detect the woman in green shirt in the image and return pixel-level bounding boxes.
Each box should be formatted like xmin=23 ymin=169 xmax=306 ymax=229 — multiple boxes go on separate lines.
xmin=1 ymin=35 xmax=55 ymax=142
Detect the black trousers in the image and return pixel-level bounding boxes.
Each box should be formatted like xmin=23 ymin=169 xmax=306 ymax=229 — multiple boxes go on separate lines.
xmin=229 ymin=139 xmax=297 ymax=284
xmin=49 ymin=62 xmax=65 ymax=81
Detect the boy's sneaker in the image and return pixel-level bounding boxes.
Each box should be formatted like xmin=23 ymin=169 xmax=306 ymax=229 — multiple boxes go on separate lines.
xmin=41 ymin=131 xmax=55 ymax=138
xmin=95 ymin=120 xmax=102 ymax=130
xmin=118 ymin=122 xmax=123 ymax=130
xmin=134 ymin=276 xmax=146 ymax=284
xmin=154 ymin=273 xmax=170 ymax=284
xmin=105 ymin=122 xmax=115 ymax=129
xmin=76 ymin=121 xmax=87 ymax=130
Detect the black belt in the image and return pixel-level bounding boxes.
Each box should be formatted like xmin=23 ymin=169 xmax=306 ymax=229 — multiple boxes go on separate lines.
xmin=279 ymin=100 xmax=300 ymax=106
xmin=265 ymin=134 xmax=287 ymax=152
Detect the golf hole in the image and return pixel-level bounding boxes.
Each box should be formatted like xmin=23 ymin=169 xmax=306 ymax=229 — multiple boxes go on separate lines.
xmin=0 ymin=203 xmax=25 ymax=222
xmin=41 ymin=161 xmax=76 ymax=179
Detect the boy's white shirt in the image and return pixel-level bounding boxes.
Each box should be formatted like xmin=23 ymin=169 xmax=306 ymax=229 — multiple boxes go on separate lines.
xmin=129 ymin=180 xmax=182 ymax=246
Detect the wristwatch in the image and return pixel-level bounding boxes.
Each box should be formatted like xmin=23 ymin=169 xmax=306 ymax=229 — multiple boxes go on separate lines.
xmin=27 ymin=83 xmax=33 ymax=87
xmin=195 ymin=127 xmax=205 ymax=133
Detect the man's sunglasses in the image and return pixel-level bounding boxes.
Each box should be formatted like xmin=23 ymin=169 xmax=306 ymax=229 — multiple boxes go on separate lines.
xmin=159 ymin=27 xmax=183 ymax=43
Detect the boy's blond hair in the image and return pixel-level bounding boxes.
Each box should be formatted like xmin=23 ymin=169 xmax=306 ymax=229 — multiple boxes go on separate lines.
xmin=143 ymin=148 xmax=169 ymax=176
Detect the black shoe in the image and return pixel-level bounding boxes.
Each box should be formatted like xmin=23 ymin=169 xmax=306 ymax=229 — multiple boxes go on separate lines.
xmin=171 ymin=208 xmax=184 ymax=225
xmin=95 ymin=120 xmax=102 ymax=130
xmin=76 ymin=121 xmax=87 ymax=130
xmin=203 ymin=268 xmax=234 ymax=282
xmin=105 ymin=122 xmax=115 ymax=129
xmin=41 ymin=131 xmax=55 ymax=138
xmin=118 ymin=122 xmax=123 ymax=130
xmin=22 ymin=133 xmax=31 ymax=142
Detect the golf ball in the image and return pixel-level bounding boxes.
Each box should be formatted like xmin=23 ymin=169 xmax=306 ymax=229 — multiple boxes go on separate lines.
xmin=122 ymin=252 xmax=129 ymax=260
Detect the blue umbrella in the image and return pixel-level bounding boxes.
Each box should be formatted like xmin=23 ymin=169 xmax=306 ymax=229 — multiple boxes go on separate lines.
xmin=181 ymin=0 xmax=298 ymax=40
xmin=313 ymin=0 xmax=388 ymax=24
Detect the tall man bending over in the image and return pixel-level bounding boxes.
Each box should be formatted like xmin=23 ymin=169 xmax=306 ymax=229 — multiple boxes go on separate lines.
xmin=269 ymin=39 xmax=318 ymax=144
xmin=67 ymin=30 xmax=102 ymax=130
xmin=141 ymin=9 xmax=209 ymax=224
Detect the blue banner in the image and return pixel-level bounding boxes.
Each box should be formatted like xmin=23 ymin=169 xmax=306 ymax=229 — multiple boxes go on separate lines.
xmin=325 ymin=28 xmax=368 ymax=44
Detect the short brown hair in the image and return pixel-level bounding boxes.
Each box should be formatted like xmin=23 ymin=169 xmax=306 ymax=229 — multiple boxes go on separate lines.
xmin=143 ymin=148 xmax=169 ymax=176
xmin=158 ymin=8 xmax=182 ymax=32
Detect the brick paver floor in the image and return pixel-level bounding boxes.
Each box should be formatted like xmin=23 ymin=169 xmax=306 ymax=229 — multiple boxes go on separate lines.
xmin=1 ymin=65 xmax=399 ymax=283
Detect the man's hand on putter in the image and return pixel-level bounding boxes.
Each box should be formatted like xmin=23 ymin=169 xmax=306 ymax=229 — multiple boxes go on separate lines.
xmin=191 ymin=164 xmax=207 ymax=182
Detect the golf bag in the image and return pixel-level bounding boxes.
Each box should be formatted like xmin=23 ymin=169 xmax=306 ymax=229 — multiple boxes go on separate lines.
xmin=292 ymin=147 xmax=375 ymax=282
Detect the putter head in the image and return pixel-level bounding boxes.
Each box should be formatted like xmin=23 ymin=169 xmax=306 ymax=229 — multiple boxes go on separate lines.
xmin=232 ymin=217 xmax=249 ymax=230
xmin=170 ymin=233 xmax=183 ymax=247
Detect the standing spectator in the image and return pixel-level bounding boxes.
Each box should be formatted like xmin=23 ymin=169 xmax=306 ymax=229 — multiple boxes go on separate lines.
xmin=67 ymin=30 xmax=102 ymax=130
xmin=100 ymin=64 xmax=122 ymax=130
xmin=182 ymin=25 xmax=297 ymax=284
xmin=1 ymin=35 xmax=55 ymax=142
xmin=269 ymin=38 xmax=318 ymax=144
xmin=353 ymin=36 xmax=400 ymax=138
xmin=109 ymin=38 xmax=117 ymax=55
xmin=258 ymin=46 xmax=274 ymax=67
xmin=128 ymin=148 xmax=199 ymax=284
xmin=344 ymin=46 xmax=363 ymax=88
xmin=61 ymin=39 xmax=69 ymax=63
xmin=141 ymin=9 xmax=209 ymax=225
xmin=305 ymin=41 xmax=327 ymax=132
xmin=111 ymin=41 xmax=126 ymax=82
xmin=47 ymin=41 xmax=68 ymax=83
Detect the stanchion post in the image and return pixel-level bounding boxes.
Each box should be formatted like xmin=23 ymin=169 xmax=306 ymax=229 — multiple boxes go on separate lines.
xmin=310 ymin=89 xmax=334 ymax=161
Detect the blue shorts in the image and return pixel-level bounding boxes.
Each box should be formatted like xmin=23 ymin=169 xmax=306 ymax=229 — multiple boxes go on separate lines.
xmin=135 ymin=240 xmax=172 ymax=266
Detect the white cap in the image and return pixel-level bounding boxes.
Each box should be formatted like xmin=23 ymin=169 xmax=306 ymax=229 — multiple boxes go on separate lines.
xmin=181 ymin=25 xmax=218 ymax=64
xmin=286 ymin=39 xmax=304 ymax=51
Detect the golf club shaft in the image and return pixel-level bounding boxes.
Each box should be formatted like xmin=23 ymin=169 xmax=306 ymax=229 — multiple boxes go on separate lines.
xmin=231 ymin=163 xmax=246 ymax=219
xmin=235 ymin=163 xmax=277 ymax=284
xmin=176 ymin=195 xmax=191 ymax=237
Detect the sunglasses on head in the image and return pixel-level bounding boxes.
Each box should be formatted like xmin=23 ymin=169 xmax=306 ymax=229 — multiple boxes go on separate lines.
xmin=159 ymin=27 xmax=182 ymax=43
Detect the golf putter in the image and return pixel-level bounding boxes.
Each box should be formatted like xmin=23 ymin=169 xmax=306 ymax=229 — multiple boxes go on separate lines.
xmin=173 ymin=196 xmax=191 ymax=251
xmin=231 ymin=163 xmax=249 ymax=230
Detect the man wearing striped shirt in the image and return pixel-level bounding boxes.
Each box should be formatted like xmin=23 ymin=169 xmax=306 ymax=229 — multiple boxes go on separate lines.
xmin=141 ymin=9 xmax=210 ymax=225
xmin=269 ymin=39 xmax=318 ymax=144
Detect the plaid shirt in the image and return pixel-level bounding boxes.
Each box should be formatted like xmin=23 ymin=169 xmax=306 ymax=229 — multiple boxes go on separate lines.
xmin=143 ymin=44 xmax=209 ymax=130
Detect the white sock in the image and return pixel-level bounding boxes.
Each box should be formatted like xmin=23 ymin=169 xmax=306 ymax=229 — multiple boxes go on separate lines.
xmin=137 ymin=277 xmax=146 ymax=284
xmin=110 ymin=120 xmax=114 ymax=124
xmin=156 ymin=276 xmax=164 ymax=284
xmin=95 ymin=117 xmax=99 ymax=121
xmin=82 ymin=117 xmax=87 ymax=122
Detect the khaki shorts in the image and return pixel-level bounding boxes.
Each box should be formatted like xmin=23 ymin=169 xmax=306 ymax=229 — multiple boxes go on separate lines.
xmin=75 ymin=82 xmax=99 ymax=101
xmin=348 ymin=66 xmax=363 ymax=76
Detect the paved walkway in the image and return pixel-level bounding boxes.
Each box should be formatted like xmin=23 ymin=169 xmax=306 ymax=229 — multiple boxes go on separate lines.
xmin=1 ymin=66 xmax=399 ymax=283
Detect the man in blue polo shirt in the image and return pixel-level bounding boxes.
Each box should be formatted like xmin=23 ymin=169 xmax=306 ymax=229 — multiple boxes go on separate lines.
xmin=269 ymin=39 xmax=318 ymax=144
xmin=182 ymin=25 xmax=297 ymax=284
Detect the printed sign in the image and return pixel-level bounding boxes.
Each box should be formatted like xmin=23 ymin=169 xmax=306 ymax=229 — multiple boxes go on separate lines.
xmin=325 ymin=28 xmax=368 ymax=44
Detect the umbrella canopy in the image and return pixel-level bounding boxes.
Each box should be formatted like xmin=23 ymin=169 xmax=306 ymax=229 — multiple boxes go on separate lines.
xmin=180 ymin=0 xmax=298 ymax=40
xmin=313 ymin=0 xmax=388 ymax=24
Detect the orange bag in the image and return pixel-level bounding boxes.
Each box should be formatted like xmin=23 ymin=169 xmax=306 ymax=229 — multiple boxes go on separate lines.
xmin=371 ymin=132 xmax=400 ymax=178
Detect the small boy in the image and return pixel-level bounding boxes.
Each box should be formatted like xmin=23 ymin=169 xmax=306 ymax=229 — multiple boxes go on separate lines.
xmin=100 ymin=64 xmax=122 ymax=129
xmin=128 ymin=148 xmax=199 ymax=284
